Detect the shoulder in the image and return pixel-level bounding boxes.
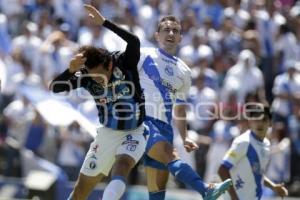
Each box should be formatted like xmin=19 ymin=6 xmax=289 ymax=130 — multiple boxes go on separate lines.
xmin=176 ymin=58 xmax=191 ymax=77
xmin=232 ymin=131 xmax=251 ymax=147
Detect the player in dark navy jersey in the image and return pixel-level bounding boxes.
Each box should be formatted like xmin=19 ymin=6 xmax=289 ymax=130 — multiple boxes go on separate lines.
xmin=49 ymin=5 xmax=146 ymax=200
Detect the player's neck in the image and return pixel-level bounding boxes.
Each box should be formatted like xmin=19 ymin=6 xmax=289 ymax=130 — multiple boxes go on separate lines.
xmin=251 ymin=130 xmax=265 ymax=142
xmin=160 ymin=47 xmax=177 ymax=56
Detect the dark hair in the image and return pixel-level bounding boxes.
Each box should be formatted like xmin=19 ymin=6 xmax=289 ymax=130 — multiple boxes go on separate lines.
xmin=78 ymin=46 xmax=111 ymax=70
xmin=157 ymin=15 xmax=181 ymax=32
xmin=247 ymin=104 xmax=272 ymax=120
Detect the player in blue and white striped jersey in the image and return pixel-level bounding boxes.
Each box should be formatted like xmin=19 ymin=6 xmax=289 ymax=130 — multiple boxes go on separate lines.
xmin=218 ymin=105 xmax=288 ymax=200
xmin=137 ymin=15 xmax=232 ymax=200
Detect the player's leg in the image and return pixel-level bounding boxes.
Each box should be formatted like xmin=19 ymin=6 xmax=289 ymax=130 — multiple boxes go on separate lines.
xmin=68 ymin=126 xmax=123 ymax=200
xmin=102 ymin=125 xmax=146 ymax=200
xmin=147 ymin=141 xmax=207 ymax=196
xmin=146 ymin=166 xmax=169 ymax=200
xmin=101 ymin=154 xmax=135 ymax=200
xmin=148 ymin=140 xmax=232 ymax=199
xmin=68 ymin=173 xmax=105 ymax=200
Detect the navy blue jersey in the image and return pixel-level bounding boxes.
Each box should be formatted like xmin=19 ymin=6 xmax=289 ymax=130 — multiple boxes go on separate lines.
xmin=50 ymin=20 xmax=145 ymax=130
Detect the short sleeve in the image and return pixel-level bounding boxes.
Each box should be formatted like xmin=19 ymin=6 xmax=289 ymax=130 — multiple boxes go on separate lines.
xmin=176 ymin=70 xmax=192 ymax=104
xmin=221 ymin=139 xmax=248 ymax=169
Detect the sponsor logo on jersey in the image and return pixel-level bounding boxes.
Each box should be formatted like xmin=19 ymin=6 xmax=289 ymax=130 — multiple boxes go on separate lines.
xmin=89 ymin=161 xmax=97 ymax=169
xmin=165 ymin=65 xmax=174 ymax=76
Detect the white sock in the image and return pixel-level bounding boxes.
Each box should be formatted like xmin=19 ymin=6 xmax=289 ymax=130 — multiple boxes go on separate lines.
xmin=102 ymin=178 xmax=126 ymax=200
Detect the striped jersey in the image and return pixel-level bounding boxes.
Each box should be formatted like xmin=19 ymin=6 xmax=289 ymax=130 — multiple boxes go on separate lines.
xmin=222 ymin=130 xmax=271 ymax=200
xmin=137 ymin=47 xmax=191 ymax=124
xmin=50 ymin=20 xmax=145 ymax=130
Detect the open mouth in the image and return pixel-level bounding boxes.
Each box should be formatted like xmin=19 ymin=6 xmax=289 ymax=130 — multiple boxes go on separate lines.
xmin=166 ymin=38 xmax=175 ymax=43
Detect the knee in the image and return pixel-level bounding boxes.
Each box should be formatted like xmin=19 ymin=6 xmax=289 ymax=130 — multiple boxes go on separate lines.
xmin=162 ymin=145 xmax=179 ymax=163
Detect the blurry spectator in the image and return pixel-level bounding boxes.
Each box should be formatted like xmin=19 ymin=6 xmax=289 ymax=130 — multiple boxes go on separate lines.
xmin=35 ymin=10 xmax=54 ymax=39
xmin=179 ymin=29 xmax=205 ymax=66
xmin=275 ymin=24 xmax=298 ymax=73
xmin=11 ymin=21 xmax=42 ymax=67
xmin=288 ymin=101 xmax=300 ymax=185
xmin=0 ymin=0 xmax=25 ymax=35
xmin=191 ymin=0 xmax=224 ymax=28
xmin=78 ymin=16 xmax=105 ymax=47
xmin=267 ymin=126 xmax=291 ymax=184
xmin=224 ymin=0 xmax=250 ymax=30
xmin=223 ymin=49 xmax=266 ymax=103
xmin=218 ymin=16 xmax=242 ymax=65
xmin=3 ymin=95 xmax=35 ymax=147
xmin=193 ymin=45 xmax=219 ymax=90
xmin=37 ymin=30 xmax=77 ymax=85
xmin=0 ymin=13 xmax=11 ymax=55
xmin=24 ymin=110 xmax=46 ymax=156
xmin=188 ymin=72 xmax=218 ymax=133
xmin=138 ymin=0 xmax=160 ymax=42
xmin=52 ymin=0 xmax=84 ymax=39
xmin=178 ymin=10 xmax=198 ymax=47
xmin=56 ymin=122 xmax=88 ymax=181
xmin=271 ymin=61 xmax=300 ymax=128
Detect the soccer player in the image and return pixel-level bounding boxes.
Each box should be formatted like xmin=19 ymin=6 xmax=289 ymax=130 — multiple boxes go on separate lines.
xmin=218 ymin=105 xmax=289 ymax=200
xmin=137 ymin=15 xmax=232 ymax=200
xmin=49 ymin=5 xmax=146 ymax=200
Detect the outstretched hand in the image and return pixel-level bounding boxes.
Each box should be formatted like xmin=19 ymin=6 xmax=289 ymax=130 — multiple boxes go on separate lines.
xmin=273 ymin=183 xmax=288 ymax=197
xmin=84 ymin=4 xmax=105 ymax=26
xmin=183 ymin=138 xmax=199 ymax=152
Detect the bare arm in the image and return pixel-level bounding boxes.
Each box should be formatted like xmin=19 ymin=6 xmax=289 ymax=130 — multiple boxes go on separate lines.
xmin=218 ymin=165 xmax=239 ymax=200
xmin=264 ymin=176 xmax=288 ymax=197
xmin=173 ymin=104 xmax=198 ymax=152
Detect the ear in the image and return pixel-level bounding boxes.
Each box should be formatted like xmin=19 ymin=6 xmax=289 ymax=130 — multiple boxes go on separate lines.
xmin=154 ymin=32 xmax=159 ymax=42
xmin=108 ymin=61 xmax=113 ymax=71
xmin=179 ymin=34 xmax=182 ymax=43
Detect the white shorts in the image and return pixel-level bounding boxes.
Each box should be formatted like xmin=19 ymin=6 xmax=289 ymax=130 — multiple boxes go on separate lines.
xmin=80 ymin=124 xmax=146 ymax=176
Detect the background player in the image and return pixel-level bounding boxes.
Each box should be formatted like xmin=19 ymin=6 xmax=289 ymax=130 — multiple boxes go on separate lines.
xmin=50 ymin=5 xmax=146 ymax=200
xmin=218 ymin=105 xmax=288 ymax=200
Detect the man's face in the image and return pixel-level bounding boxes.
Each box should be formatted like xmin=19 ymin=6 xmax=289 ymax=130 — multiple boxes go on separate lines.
xmin=156 ymin=21 xmax=182 ymax=50
xmin=249 ymin=115 xmax=270 ymax=135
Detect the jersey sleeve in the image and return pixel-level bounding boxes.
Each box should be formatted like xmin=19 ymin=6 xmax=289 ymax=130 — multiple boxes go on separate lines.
xmin=175 ymin=69 xmax=192 ymax=104
xmin=103 ymin=20 xmax=140 ymax=71
xmin=221 ymin=139 xmax=248 ymax=169
xmin=49 ymin=69 xmax=89 ymax=93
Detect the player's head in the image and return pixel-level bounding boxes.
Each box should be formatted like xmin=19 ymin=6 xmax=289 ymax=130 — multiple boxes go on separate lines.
xmin=247 ymin=104 xmax=271 ymax=136
xmin=155 ymin=15 xmax=182 ymax=51
xmin=78 ymin=46 xmax=112 ymax=77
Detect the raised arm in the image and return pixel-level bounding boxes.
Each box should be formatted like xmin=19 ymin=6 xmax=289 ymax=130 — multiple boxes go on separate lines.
xmin=84 ymin=4 xmax=140 ymax=67
xmin=49 ymin=53 xmax=87 ymax=93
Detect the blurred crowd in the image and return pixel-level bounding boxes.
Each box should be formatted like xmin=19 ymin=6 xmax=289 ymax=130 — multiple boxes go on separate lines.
xmin=0 ymin=0 xmax=300 ymax=197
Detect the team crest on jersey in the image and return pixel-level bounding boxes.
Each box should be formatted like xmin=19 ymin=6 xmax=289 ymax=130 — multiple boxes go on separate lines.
xmin=92 ymin=84 xmax=104 ymax=94
xmin=165 ymin=65 xmax=174 ymax=76
xmin=89 ymin=161 xmax=97 ymax=169
xmin=113 ymin=67 xmax=122 ymax=78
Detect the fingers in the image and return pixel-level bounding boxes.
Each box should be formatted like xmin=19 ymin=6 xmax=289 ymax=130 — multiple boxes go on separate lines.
xmin=84 ymin=4 xmax=95 ymax=11
xmin=72 ymin=54 xmax=86 ymax=64
xmin=184 ymin=144 xmax=198 ymax=152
